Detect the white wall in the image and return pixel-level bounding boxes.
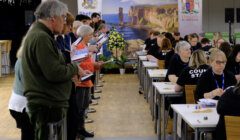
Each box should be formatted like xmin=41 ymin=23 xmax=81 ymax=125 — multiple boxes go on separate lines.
xmin=59 ymin=0 xmax=78 ymax=17
xmin=203 ymin=0 xmax=240 ymax=33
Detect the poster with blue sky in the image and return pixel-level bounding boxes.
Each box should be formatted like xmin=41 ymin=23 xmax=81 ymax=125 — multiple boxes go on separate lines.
xmin=102 ymin=0 xmax=178 ymax=40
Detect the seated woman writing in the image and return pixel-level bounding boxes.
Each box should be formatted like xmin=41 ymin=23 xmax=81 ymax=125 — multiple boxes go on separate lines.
xmin=195 ymin=49 xmax=237 ymax=101
xmin=215 ymin=82 xmax=240 ymax=140
xmin=175 ymin=50 xmax=209 ymax=92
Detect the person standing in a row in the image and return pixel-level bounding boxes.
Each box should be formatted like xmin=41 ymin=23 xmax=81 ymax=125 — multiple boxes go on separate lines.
xmin=21 ymin=1 xmax=88 ymax=139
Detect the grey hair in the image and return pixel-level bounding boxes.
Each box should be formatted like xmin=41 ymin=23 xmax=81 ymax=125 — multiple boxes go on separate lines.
xmin=76 ymin=25 xmax=94 ymax=37
xmin=175 ymin=41 xmax=191 ymax=53
xmin=34 ymin=0 xmax=68 ymax=20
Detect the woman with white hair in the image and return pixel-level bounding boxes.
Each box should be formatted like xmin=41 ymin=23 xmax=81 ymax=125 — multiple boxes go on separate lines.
xmin=166 ymin=41 xmax=191 ymax=83
xmin=74 ymin=25 xmax=104 ymax=138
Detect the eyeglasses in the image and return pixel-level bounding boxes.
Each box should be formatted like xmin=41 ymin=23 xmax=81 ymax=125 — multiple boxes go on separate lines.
xmin=215 ymin=60 xmax=226 ymax=65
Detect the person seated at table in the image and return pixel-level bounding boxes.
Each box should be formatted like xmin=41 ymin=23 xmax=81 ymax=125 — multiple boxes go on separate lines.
xmin=144 ymin=30 xmax=160 ymax=51
xmin=225 ymin=44 xmax=240 ymax=81
xmin=146 ymin=37 xmax=174 ymax=65
xmin=213 ymin=32 xmax=223 ymax=47
xmin=166 ymin=41 xmax=191 ymax=83
xmin=215 ymin=38 xmax=225 ymax=48
xmin=175 ymin=50 xmax=209 ymax=92
xmin=219 ymin=41 xmax=232 ymax=59
xmin=215 ymin=82 xmax=240 ymax=140
xmin=189 ymin=33 xmax=201 ymax=52
xmin=195 ymin=49 xmax=237 ymax=101
xmin=161 ymin=38 xmax=175 ymax=69
xmin=199 ymin=37 xmax=212 ymax=55
xmin=164 ymin=41 xmax=191 ymax=134
xmin=146 ymin=31 xmax=161 ymax=56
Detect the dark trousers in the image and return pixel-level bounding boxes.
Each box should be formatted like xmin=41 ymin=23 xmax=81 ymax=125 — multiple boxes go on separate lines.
xmin=67 ymin=83 xmax=79 ymax=140
xmin=27 ymin=103 xmax=67 ymax=140
xmin=91 ymin=73 xmax=96 ymax=96
xmin=75 ymin=87 xmax=90 ymax=130
xmin=10 ymin=109 xmax=34 ymax=140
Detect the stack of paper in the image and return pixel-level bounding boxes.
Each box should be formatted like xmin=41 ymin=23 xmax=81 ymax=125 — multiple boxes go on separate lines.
xmin=198 ymin=98 xmax=218 ymax=107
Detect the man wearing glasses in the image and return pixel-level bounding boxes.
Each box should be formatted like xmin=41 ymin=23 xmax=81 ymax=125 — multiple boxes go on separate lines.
xmin=22 ymin=1 xmax=89 ymax=139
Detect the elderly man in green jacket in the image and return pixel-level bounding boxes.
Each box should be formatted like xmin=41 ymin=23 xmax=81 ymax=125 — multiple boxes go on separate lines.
xmin=21 ymin=1 xmax=88 ymax=140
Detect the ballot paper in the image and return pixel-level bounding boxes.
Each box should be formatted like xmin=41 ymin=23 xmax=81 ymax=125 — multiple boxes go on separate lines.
xmin=81 ymin=73 xmax=93 ymax=82
xmin=72 ymin=37 xmax=82 ymax=47
xmin=97 ymin=36 xmax=108 ymax=45
xmin=71 ymin=48 xmax=88 ymax=62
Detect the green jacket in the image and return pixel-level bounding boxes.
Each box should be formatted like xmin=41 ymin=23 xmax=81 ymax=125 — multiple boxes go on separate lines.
xmin=22 ymin=22 xmax=78 ymax=108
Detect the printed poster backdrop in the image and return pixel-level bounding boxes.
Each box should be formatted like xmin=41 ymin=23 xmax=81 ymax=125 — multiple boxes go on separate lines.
xmin=78 ymin=0 xmax=178 ymax=58
xmin=178 ymin=0 xmax=202 ymax=36
xmin=101 ymin=0 xmax=178 ymax=58
xmin=77 ymin=0 xmax=102 ymax=17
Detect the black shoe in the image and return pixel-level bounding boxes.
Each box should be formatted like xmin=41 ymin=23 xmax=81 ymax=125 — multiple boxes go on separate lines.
xmin=139 ymin=90 xmax=143 ymax=94
xmin=78 ymin=129 xmax=94 ymax=137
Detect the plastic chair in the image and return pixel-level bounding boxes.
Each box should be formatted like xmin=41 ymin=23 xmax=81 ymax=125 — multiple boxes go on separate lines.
xmin=225 ymin=116 xmax=240 ymax=140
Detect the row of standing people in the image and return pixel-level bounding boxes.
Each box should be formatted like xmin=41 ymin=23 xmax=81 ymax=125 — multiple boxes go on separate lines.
xmin=8 ymin=1 xmax=108 ymax=140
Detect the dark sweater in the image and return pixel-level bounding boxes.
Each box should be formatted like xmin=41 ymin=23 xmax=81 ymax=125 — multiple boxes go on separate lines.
xmin=195 ymin=68 xmax=237 ymax=101
xmin=22 ymin=22 xmax=78 ymax=108
xmin=215 ymin=86 xmax=240 ymax=140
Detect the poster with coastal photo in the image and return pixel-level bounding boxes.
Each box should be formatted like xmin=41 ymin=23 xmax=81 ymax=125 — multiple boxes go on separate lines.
xmin=102 ymin=0 xmax=178 ymax=57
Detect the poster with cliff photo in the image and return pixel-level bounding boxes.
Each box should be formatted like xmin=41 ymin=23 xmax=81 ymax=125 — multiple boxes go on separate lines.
xmin=102 ymin=0 xmax=178 ymax=57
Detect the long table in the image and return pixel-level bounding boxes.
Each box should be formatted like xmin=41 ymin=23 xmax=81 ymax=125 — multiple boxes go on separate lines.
xmin=147 ymin=69 xmax=167 ymax=121
xmin=153 ymin=82 xmax=182 ymax=140
xmin=171 ymin=104 xmax=219 ymax=140
xmin=142 ymin=61 xmax=158 ymax=101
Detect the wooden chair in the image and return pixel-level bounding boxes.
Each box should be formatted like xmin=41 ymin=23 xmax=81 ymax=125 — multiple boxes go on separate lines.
xmin=184 ymin=85 xmax=196 ymax=104
xmin=158 ymin=60 xmax=165 ymax=69
xmin=225 ymin=116 xmax=240 ymax=140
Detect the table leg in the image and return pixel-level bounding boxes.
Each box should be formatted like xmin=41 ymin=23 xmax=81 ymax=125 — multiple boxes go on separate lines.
xmin=154 ymin=85 xmax=157 ymax=133
xmin=173 ymin=111 xmax=177 ymax=140
xmin=157 ymin=93 xmax=161 ymax=140
xmin=150 ymin=77 xmax=153 ymax=120
xmin=161 ymin=95 xmax=166 ymax=140
xmin=195 ymin=128 xmax=199 ymax=140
